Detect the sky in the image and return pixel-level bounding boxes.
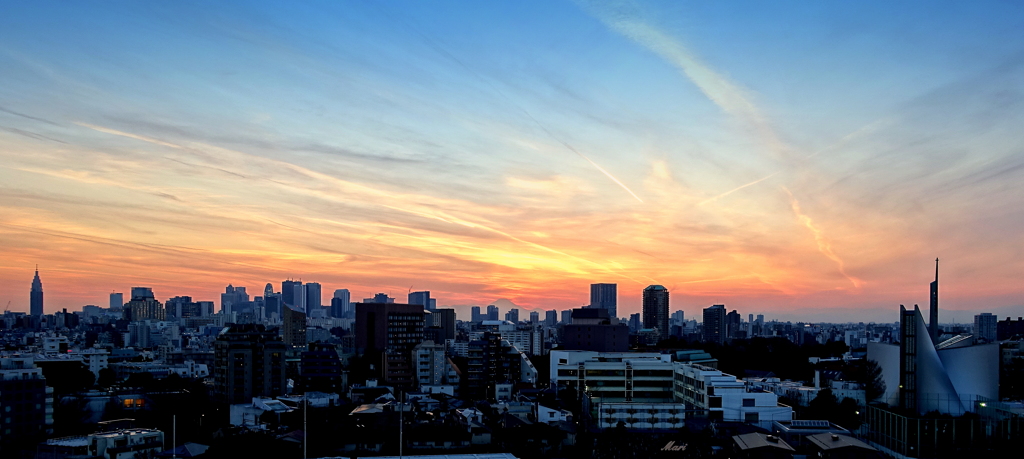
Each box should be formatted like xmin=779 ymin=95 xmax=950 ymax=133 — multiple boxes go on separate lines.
xmin=2 ymin=0 xmax=1024 ymax=323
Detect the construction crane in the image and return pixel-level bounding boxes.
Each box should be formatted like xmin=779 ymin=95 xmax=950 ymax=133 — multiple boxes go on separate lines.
xmin=3 ymin=301 xmax=9 ymax=313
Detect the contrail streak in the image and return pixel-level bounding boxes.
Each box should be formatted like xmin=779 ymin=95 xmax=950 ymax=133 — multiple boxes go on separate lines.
xmin=374 ymin=2 xmax=643 ymax=203
xmin=783 ymin=187 xmax=862 ymax=289
xmin=698 ymin=172 xmax=779 ymax=206
xmin=580 ymin=0 xmax=789 ymax=160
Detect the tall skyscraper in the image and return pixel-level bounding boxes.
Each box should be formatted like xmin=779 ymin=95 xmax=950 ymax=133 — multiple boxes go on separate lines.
xmin=561 ymin=309 xmax=573 ymax=325
xmin=30 ymin=268 xmax=43 ymax=316
xmin=282 ymin=280 xmax=303 ymax=309
xmin=213 ymin=324 xmax=287 ymax=404
xmin=530 ymin=311 xmax=540 ymax=325
xmin=281 ymin=305 xmax=307 ymax=348
xmin=220 ymin=285 xmax=249 ymax=315
xmin=331 ymin=289 xmax=351 ymax=318
xmin=428 ymin=308 xmax=457 ymax=341
xmin=409 ymin=291 xmax=433 ymax=311
xmin=487 ymin=304 xmax=499 ymax=321
xmin=642 ymin=285 xmax=669 ymax=337
xmin=975 ymin=313 xmax=997 ymax=343
xmin=505 ymin=308 xmax=519 ymax=323
xmin=629 ymin=313 xmax=641 ymax=332
xmin=590 ymin=283 xmax=617 ymax=317
xmin=264 ymin=283 xmax=274 ymax=298
xmin=703 ymin=304 xmax=727 ymax=345
xmin=304 ymin=282 xmax=321 ymax=314
xmin=545 ymin=310 xmax=558 ymax=327
xmin=471 ymin=306 xmax=482 ymax=323
xmin=929 ymin=258 xmax=940 ymax=342
xmin=109 ymin=292 xmax=123 ymax=310
xmin=124 ymin=287 xmax=165 ymax=322
xmin=355 ymin=302 xmax=425 ymax=387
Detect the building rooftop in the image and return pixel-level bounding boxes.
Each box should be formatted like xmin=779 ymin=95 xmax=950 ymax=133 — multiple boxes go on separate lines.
xmin=806 ymin=433 xmax=878 ymax=452
xmin=732 ymin=433 xmax=795 ymax=451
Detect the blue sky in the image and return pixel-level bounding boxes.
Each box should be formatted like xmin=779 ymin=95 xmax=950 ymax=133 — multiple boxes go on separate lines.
xmin=2 ymin=1 xmax=1023 ymax=322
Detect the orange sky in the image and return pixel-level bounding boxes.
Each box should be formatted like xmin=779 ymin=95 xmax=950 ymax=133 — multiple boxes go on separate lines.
xmin=2 ymin=1 xmax=1023 ymax=323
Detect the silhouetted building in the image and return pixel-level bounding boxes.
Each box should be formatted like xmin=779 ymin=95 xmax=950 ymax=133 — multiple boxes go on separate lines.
xmin=281 ymin=305 xmax=307 ymax=349
xmin=304 ymin=282 xmax=321 ymax=314
xmin=213 ymin=324 xmax=287 ymax=404
xmin=642 ymin=285 xmax=669 ymax=337
xmin=703 ymin=304 xmax=727 ymax=345
xmin=331 ymin=289 xmax=351 ymax=318
xmin=109 ymin=292 xmax=123 ymax=310
xmin=590 ymin=283 xmax=617 ymax=317
xmin=355 ymin=302 xmax=424 ymax=387
xmin=282 ymin=280 xmax=303 ymax=309
xmin=563 ymin=308 xmax=628 ymax=352
xmin=505 ymin=308 xmax=519 ymax=323
xmin=545 ymin=310 xmax=558 ymax=327
xmin=726 ymin=309 xmax=742 ymax=339
xmin=930 ymin=258 xmax=939 ymax=342
xmin=30 ymin=268 xmax=43 ymax=316
xmin=427 ymin=308 xmax=456 ymax=341
xmin=471 ymin=306 xmax=483 ymax=323
xmin=465 ymin=332 xmax=536 ymax=400
xmin=0 ymin=356 xmax=53 ymax=448
xmin=124 ymin=287 xmax=164 ymax=322
xmin=166 ymin=296 xmax=203 ymax=319
xmin=974 ymin=313 xmax=997 ymax=343
xmin=408 ymin=291 xmax=432 ymax=311
xmin=997 ymin=316 xmax=1024 ymax=340
xmin=300 ymin=342 xmax=342 ymax=393
xmin=221 ymin=285 xmax=249 ymax=314
xmin=487 ymin=305 xmax=499 ymax=321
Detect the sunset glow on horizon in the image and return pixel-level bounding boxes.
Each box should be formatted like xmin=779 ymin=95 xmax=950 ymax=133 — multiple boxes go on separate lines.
xmin=2 ymin=1 xmax=1024 ymax=322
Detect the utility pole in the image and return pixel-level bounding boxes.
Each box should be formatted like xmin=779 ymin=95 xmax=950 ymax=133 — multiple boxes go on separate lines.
xmin=303 ymin=394 xmax=307 ymax=459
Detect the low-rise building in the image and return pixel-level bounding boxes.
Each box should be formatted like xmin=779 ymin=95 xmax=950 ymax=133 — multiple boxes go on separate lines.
xmin=674 ymin=364 xmax=792 ymax=427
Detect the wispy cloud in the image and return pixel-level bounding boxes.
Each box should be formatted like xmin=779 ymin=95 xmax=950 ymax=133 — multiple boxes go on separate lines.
xmin=783 ymin=187 xmax=861 ymax=289
xmin=578 ymin=0 xmax=789 ymax=160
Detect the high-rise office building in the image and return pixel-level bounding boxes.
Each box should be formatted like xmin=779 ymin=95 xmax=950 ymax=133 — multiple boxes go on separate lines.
xmin=109 ymin=292 xmax=123 ymax=310
xmin=505 ymin=308 xmax=519 ymax=323
xmin=304 ymin=282 xmax=321 ymax=314
xmin=166 ymin=296 xmax=203 ymax=319
xmin=487 ymin=304 xmax=499 ymax=321
xmin=124 ymin=288 xmax=164 ymax=322
xmin=642 ymin=285 xmax=669 ymax=337
xmin=264 ymin=293 xmax=282 ymax=319
xmin=590 ymin=283 xmax=617 ymax=317
xmin=930 ymin=258 xmax=940 ymax=342
xmin=756 ymin=314 xmax=764 ymax=324
xmin=409 ymin=291 xmax=433 ymax=311
xmin=427 ymin=308 xmax=457 ymax=341
xmin=0 ymin=356 xmax=54 ymax=447
xmin=545 ymin=310 xmax=558 ymax=327
xmin=975 ymin=313 xmax=998 ymax=343
xmin=281 ymin=305 xmax=307 ymax=349
xmin=355 ymin=302 xmax=424 ymax=387
xmin=726 ymin=309 xmax=742 ymax=339
xmin=221 ymin=285 xmax=249 ymax=315
xmin=282 ymin=280 xmax=303 ymax=309
xmin=30 ymin=268 xmax=43 ymax=316
xmin=529 ymin=311 xmax=540 ymax=325
xmin=561 ymin=309 xmax=573 ymax=325
xmin=213 ymin=324 xmax=287 ymax=404
xmin=472 ymin=306 xmax=482 ymax=323
xmin=331 ymin=289 xmax=351 ymax=318
xmin=366 ymin=293 xmax=393 ymax=304
xmin=703 ymin=304 xmax=727 ymax=345
xmin=629 ymin=313 xmax=641 ymax=332
xmin=264 ymin=283 xmax=274 ymax=298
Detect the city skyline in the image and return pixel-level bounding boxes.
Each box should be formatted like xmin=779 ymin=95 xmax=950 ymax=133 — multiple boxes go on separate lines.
xmin=3 ymin=1 xmax=1024 ymax=321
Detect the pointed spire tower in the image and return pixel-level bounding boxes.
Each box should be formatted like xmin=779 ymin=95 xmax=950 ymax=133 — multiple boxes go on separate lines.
xmin=929 ymin=258 xmax=939 ymax=342
xmin=30 ymin=266 xmax=44 ymax=316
